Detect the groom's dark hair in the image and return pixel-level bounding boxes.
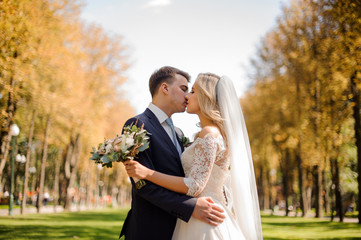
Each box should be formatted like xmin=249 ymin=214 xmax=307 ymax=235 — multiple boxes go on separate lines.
xmin=149 ymin=66 xmax=190 ymax=97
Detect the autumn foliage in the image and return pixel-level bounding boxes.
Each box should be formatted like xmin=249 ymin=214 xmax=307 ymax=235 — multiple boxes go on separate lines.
xmin=0 ymin=0 xmax=134 ymax=212
xmin=243 ymin=0 xmax=361 ymax=223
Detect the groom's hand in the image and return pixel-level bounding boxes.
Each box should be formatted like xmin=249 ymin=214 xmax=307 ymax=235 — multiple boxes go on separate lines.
xmin=192 ymin=197 xmax=225 ymax=226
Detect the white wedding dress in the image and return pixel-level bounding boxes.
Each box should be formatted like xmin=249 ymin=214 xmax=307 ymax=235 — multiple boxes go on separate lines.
xmin=172 ymin=133 xmax=245 ymax=240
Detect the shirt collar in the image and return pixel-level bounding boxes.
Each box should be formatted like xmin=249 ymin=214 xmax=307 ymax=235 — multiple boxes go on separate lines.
xmin=148 ymin=103 xmax=170 ymax=124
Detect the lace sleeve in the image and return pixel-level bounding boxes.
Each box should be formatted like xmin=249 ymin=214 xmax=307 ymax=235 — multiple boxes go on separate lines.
xmin=184 ymin=135 xmax=218 ymax=197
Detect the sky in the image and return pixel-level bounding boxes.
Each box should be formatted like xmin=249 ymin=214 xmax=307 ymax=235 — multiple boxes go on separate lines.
xmin=81 ymin=0 xmax=285 ymax=139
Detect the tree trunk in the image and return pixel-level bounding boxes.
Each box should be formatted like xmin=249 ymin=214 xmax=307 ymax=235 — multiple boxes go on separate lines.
xmin=264 ymin=167 xmax=270 ymax=210
xmin=306 ymin=169 xmax=313 ymax=214
xmin=0 ymin=77 xmax=17 ymax=181
xmin=296 ymin=149 xmax=307 ymax=217
xmin=102 ymin=168 xmax=109 ymax=207
xmin=329 ymin=97 xmax=338 ymax=222
xmin=313 ymin=87 xmax=323 ymax=218
xmin=330 ymin=157 xmax=343 ymax=222
xmin=37 ymin=115 xmax=51 ymax=213
xmin=21 ymin=110 xmax=36 ymax=215
xmin=315 ymin=126 xmax=323 ymax=218
xmin=111 ymin=181 xmax=118 ymax=208
xmin=59 ymin=172 xmax=67 ymax=207
xmin=330 ymin=178 xmax=335 ymax=222
xmin=78 ymin=166 xmax=88 ymax=210
xmin=64 ymin=133 xmax=81 ymax=210
xmin=117 ymin=186 xmax=126 ymax=207
xmin=295 ymin=67 xmax=307 ymax=217
xmin=86 ymin=166 xmax=93 ymax=208
xmin=258 ymin=166 xmax=264 ymax=210
xmin=323 ymin=168 xmax=330 ymax=215
xmin=314 ymin=165 xmax=323 ymax=218
xmin=53 ymin=149 xmax=62 ymax=212
xmin=30 ymin=148 xmax=40 ymax=205
xmin=281 ymin=150 xmax=290 ymax=216
xmin=350 ymin=70 xmax=361 ymax=224
xmin=95 ymin=166 xmax=100 ymax=207
xmin=334 ymin=158 xmax=343 ymax=222
xmin=0 ymin=135 xmax=11 ymax=182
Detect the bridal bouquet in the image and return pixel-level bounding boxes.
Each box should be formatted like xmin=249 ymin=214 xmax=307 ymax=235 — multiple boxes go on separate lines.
xmin=90 ymin=122 xmax=150 ymax=189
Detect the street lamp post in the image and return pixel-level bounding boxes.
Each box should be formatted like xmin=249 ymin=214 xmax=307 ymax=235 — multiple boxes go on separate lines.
xmin=9 ymin=124 xmax=19 ymax=216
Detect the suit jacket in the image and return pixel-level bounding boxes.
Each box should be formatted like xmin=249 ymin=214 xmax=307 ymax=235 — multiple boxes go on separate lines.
xmin=120 ymin=108 xmax=197 ymax=240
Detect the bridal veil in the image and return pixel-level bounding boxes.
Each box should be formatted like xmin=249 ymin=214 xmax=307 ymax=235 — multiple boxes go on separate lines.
xmin=216 ymin=76 xmax=263 ymax=240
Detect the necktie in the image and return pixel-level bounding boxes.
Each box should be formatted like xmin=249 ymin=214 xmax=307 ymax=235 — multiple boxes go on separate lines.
xmin=165 ymin=118 xmax=182 ymax=157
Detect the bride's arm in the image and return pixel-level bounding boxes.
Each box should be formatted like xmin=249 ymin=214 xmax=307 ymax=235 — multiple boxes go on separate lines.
xmin=124 ymin=160 xmax=189 ymax=194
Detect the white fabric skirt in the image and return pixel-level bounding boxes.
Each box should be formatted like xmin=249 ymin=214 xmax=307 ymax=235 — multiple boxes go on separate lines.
xmin=172 ymin=204 xmax=245 ymax=240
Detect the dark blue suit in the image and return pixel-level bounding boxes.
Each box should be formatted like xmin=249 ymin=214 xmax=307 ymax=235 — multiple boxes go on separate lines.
xmin=120 ymin=108 xmax=197 ymax=240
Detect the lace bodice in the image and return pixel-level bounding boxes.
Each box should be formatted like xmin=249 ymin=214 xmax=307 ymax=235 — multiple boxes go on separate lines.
xmin=182 ymin=133 xmax=230 ymax=205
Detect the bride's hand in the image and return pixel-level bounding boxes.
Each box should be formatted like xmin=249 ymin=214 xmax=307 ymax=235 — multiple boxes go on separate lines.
xmin=124 ymin=160 xmax=151 ymax=179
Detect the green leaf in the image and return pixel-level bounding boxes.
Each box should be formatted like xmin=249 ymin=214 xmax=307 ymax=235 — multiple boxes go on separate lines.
xmin=90 ymin=152 xmax=101 ymax=160
xmin=104 ymin=162 xmax=113 ymax=168
xmin=111 ymin=153 xmax=118 ymax=161
xmin=101 ymin=155 xmax=110 ymax=164
xmin=137 ymin=142 xmax=149 ymax=152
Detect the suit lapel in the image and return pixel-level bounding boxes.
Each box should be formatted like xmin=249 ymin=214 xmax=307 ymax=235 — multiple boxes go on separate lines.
xmin=144 ymin=109 xmax=182 ymax=160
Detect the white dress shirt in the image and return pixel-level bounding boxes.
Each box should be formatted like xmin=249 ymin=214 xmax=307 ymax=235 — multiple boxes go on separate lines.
xmin=148 ymin=103 xmax=177 ymax=144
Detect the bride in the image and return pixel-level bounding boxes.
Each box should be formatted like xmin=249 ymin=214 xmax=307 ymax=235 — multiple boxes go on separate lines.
xmin=125 ymin=73 xmax=263 ymax=239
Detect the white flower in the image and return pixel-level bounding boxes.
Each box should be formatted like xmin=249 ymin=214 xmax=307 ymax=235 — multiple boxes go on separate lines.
xmin=119 ymin=135 xmax=128 ymax=152
xmin=105 ymin=143 xmax=113 ymax=154
xmin=125 ymin=136 xmax=134 ymax=148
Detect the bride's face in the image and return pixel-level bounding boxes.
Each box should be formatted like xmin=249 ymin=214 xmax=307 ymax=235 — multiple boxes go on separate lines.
xmin=185 ymin=84 xmax=200 ymax=114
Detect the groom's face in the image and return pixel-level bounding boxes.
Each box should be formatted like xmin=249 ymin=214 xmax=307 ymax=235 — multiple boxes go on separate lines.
xmin=167 ymin=74 xmax=189 ymax=114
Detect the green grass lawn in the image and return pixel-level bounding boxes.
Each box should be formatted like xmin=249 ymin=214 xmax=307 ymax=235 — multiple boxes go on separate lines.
xmin=0 ymin=208 xmax=127 ymax=240
xmin=262 ymin=214 xmax=361 ymax=240
xmin=0 ymin=208 xmax=360 ymax=239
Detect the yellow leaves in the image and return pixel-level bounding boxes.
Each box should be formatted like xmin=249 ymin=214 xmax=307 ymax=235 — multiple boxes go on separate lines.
xmin=281 ymin=99 xmax=288 ymax=111
xmin=246 ymin=0 xmax=361 ymax=175
xmin=289 ymin=51 xmax=298 ymax=59
xmin=1 ymin=109 xmax=9 ymax=119
xmin=287 ymin=136 xmax=298 ymax=148
xmin=333 ymin=71 xmax=348 ymax=85
xmin=274 ymin=133 xmax=287 ymax=142
xmin=0 ymin=0 xmax=133 ymax=186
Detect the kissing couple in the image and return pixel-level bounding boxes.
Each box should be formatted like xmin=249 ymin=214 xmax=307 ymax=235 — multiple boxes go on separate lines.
xmin=120 ymin=66 xmax=263 ymax=240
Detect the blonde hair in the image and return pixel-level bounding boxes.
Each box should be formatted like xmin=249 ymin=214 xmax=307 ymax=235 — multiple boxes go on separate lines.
xmin=194 ymin=73 xmax=228 ymax=146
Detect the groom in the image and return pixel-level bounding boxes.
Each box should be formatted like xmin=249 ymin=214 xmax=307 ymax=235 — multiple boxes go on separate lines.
xmin=120 ymin=66 xmax=225 ymax=240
